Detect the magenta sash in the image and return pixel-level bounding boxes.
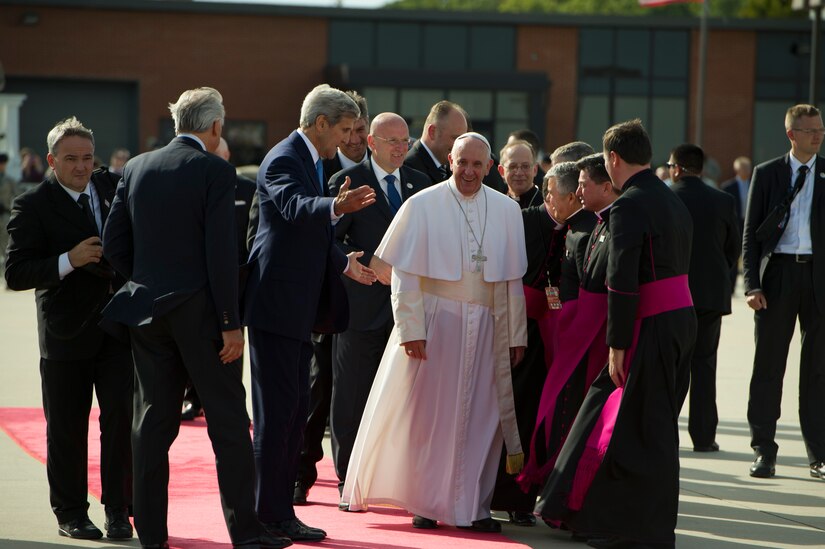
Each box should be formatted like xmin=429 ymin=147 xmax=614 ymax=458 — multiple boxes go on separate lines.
xmin=567 ymin=275 xmax=693 ymax=510
xmin=517 ymin=289 xmax=608 ymax=489
xmin=523 ymin=284 xmax=560 ymax=369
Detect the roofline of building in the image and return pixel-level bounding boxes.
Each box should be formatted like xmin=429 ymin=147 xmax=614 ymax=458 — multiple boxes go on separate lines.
xmin=0 ymin=0 xmax=811 ymax=31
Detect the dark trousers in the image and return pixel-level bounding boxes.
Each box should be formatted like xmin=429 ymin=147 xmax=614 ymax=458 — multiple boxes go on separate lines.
xmin=295 ymin=334 xmax=333 ymax=490
xmin=40 ymin=334 xmax=133 ymax=523
xmin=129 ymin=293 xmax=260 ymax=545
xmin=248 ymin=328 xmax=312 ymax=522
xmin=677 ymin=308 xmax=722 ymax=447
xmin=330 ymin=321 xmax=393 ymax=492
xmin=748 ymin=256 xmax=825 ymax=463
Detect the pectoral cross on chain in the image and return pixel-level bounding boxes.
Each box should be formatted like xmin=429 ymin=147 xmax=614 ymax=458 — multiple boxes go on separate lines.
xmin=472 ymin=249 xmax=487 ymax=272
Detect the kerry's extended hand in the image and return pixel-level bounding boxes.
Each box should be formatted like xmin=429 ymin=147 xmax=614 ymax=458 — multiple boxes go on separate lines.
xmin=333 ymin=176 xmax=376 ymax=216
xmin=402 ymin=340 xmax=427 ymax=361
xmin=344 ymin=251 xmax=378 ymax=286
xmin=608 ymin=347 xmax=626 ymax=388
xmin=68 ymin=236 xmax=103 ymax=268
xmin=219 ymin=329 xmax=244 ymax=364
xmin=746 ymin=290 xmax=767 ymax=311
xmin=510 ymin=346 xmax=525 ymax=368
xmin=369 ymin=255 xmax=392 ymax=286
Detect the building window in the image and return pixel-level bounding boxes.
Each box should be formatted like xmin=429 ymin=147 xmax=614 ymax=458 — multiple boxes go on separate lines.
xmin=576 ymin=27 xmax=689 ymax=164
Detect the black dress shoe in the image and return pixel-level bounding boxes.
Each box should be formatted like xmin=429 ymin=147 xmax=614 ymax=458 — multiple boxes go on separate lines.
xmin=58 ymin=517 xmax=103 ymax=539
xmin=411 ymin=515 xmax=437 ymax=529
xmin=810 ymin=461 xmax=825 ymax=479
xmin=142 ymin=544 xmax=170 ymax=549
xmin=749 ymin=454 xmax=776 ymax=478
xmin=338 ymin=502 xmax=363 ymax=512
xmin=586 ymin=537 xmax=633 ymax=549
xmin=265 ymin=518 xmax=325 ymax=541
xmin=693 ymin=441 xmax=720 ymax=452
xmin=181 ymin=400 xmax=203 ymax=421
xmin=293 ymin=483 xmax=309 ymax=505
xmin=104 ymin=506 xmax=133 ymax=539
xmin=234 ymin=531 xmax=293 ymax=549
xmin=507 ymin=511 xmax=536 ymax=526
xmin=458 ymin=517 xmax=502 ymax=533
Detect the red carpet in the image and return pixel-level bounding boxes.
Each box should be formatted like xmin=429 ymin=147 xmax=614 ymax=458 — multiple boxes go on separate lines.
xmin=0 ymin=407 xmax=529 ymax=548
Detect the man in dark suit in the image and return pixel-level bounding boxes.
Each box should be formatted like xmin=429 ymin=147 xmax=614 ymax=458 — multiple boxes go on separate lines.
xmin=327 ymin=112 xmax=430 ymax=500
xmin=669 ymin=144 xmax=740 ymax=452
xmin=102 ymin=88 xmax=289 ymax=549
xmin=404 ymin=100 xmax=466 ymax=184
xmin=243 ymin=84 xmax=377 ymax=542
xmin=743 ymin=104 xmax=825 ymax=480
xmin=721 ymin=156 xmax=751 ymax=292
xmin=180 ymin=136 xmax=256 ymax=421
xmin=5 ymin=117 xmax=133 ymax=541
xmin=294 ymin=91 xmax=370 ymax=505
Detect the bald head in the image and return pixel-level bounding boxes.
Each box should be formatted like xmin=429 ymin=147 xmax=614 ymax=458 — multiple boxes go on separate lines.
xmin=369 ymin=112 xmax=411 ymax=173
xmin=215 ymin=137 xmax=230 ymax=162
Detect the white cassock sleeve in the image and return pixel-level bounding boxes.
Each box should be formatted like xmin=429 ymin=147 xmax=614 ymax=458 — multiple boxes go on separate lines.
xmin=507 ymin=278 xmax=528 ymax=348
xmin=390 ymin=268 xmax=426 ymax=344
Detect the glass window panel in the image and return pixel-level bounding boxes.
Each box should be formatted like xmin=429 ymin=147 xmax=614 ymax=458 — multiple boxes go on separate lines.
xmin=650 ymin=98 xmax=686 ymax=164
xmin=362 ymin=87 xmax=396 ymax=115
xmin=753 ymin=101 xmax=792 ymax=162
xmin=496 ymin=91 xmax=529 ymax=119
xmin=576 ymin=96 xmax=610 ymax=150
xmin=328 ymin=21 xmax=374 ymax=68
xmin=580 ymin=76 xmax=610 ymax=94
xmin=616 ymin=78 xmax=648 ymax=95
xmin=756 ymin=33 xmax=802 ymax=80
xmin=448 ymin=90 xmax=493 ymax=120
xmin=652 ymin=79 xmax=687 ymax=97
xmin=400 ymin=89 xmax=444 ymax=134
xmin=653 ymin=31 xmax=689 ymax=79
xmin=616 ymin=30 xmax=649 ymax=77
xmin=579 ymin=29 xmax=614 ymax=70
xmin=614 ymin=96 xmax=649 ymax=124
xmin=495 ymin=120 xmax=528 ymax=153
xmin=377 ymin=23 xmax=420 ymax=69
xmin=423 ymin=25 xmax=467 ymax=70
xmin=469 ymin=26 xmax=515 ymax=70
xmin=755 ymin=81 xmax=802 ymax=100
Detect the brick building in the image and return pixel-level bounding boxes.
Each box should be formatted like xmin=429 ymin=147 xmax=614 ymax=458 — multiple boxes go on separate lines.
xmin=0 ymin=0 xmax=819 ymax=180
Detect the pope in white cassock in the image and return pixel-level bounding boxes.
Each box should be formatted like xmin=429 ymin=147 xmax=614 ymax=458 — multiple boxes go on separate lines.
xmin=341 ymin=132 xmax=529 ymax=533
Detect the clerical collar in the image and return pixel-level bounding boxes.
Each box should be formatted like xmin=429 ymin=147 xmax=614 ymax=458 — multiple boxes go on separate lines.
xmin=178 ymin=133 xmax=206 ymax=151
xmin=595 ymin=202 xmax=614 ymax=221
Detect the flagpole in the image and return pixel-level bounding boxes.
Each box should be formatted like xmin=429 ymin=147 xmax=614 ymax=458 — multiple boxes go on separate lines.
xmin=694 ymin=0 xmax=709 ymax=147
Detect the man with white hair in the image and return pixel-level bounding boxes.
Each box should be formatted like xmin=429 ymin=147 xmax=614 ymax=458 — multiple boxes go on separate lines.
xmin=103 ymin=88 xmax=291 ymax=548
xmin=244 ymin=84 xmax=377 ymax=542
xmin=342 ymin=132 xmax=528 ymax=533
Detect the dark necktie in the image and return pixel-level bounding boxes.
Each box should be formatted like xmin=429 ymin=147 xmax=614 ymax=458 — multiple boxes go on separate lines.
xmin=385 ymin=174 xmax=402 ymax=213
xmin=77 ymin=193 xmax=98 ymax=235
xmin=315 ymin=159 xmax=325 ymax=195
xmin=783 ymin=165 xmax=809 ymax=228
xmin=439 ymin=164 xmax=450 ymax=181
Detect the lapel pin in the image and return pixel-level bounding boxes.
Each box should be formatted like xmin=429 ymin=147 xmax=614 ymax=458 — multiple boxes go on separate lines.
xmin=819 ymin=172 xmax=825 ymax=178
xmin=406 ymin=182 xmax=413 ymax=189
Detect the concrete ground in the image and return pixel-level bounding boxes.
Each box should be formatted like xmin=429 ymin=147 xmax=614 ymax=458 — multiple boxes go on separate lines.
xmin=1 ymin=280 xmax=824 ymax=548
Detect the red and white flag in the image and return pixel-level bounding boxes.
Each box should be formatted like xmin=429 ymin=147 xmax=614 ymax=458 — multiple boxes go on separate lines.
xmin=639 ymin=0 xmax=703 ymax=6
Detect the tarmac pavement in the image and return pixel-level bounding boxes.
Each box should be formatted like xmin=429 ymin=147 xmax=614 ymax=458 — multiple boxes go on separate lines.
xmin=1 ymin=280 xmax=823 ymax=548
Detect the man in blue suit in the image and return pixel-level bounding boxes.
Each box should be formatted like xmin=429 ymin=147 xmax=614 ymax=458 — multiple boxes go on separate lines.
xmin=244 ymin=84 xmax=377 ymax=542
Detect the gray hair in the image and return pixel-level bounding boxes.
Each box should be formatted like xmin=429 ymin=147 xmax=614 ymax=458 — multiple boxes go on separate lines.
xmin=169 ymin=87 xmax=225 ymax=134
xmin=299 ymin=84 xmax=361 ymax=129
xmin=453 ymin=132 xmax=491 ymax=160
xmin=47 ymin=117 xmax=95 ymax=155
xmin=551 ymin=141 xmax=595 ymax=165
xmin=547 ymin=161 xmax=580 ymax=195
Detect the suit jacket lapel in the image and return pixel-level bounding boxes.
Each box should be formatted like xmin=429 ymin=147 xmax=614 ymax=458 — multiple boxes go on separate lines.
xmin=47 ymin=177 xmax=97 ymax=234
xmin=91 ymin=177 xmax=114 ymax=229
xmin=365 ymin=163 xmax=394 ymax=222
xmin=291 ymin=131 xmax=322 ymax=197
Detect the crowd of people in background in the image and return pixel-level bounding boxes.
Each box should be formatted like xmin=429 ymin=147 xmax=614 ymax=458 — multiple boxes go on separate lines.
xmin=3 ymin=83 xmax=824 ymax=549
